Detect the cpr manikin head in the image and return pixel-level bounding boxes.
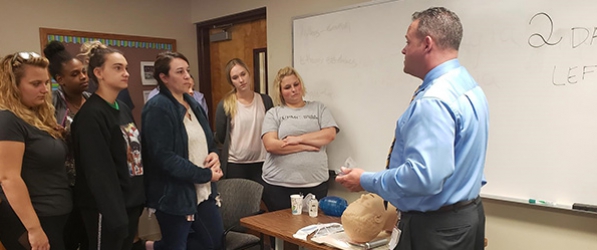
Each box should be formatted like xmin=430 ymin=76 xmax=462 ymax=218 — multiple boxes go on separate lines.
xmin=341 ymin=193 xmax=390 ymax=243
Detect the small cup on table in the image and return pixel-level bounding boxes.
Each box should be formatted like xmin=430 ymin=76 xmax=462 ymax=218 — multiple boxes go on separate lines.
xmin=290 ymin=194 xmax=303 ymax=215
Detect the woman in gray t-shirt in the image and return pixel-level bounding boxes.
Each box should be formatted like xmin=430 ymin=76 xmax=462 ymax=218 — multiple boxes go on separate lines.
xmin=261 ymin=66 xmax=339 ymax=211
xmin=0 ymin=52 xmax=70 ymax=250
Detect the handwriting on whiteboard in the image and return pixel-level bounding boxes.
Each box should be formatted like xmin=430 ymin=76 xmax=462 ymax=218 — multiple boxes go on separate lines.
xmin=528 ymin=12 xmax=597 ymax=86
xmin=528 ymin=12 xmax=597 ymax=48
xmin=299 ymin=22 xmax=351 ymax=39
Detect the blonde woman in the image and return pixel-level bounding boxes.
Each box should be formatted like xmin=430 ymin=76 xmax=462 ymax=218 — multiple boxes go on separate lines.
xmin=261 ymin=66 xmax=339 ymax=211
xmin=0 ymin=52 xmax=71 ymax=250
xmin=215 ymin=58 xmax=273 ymax=183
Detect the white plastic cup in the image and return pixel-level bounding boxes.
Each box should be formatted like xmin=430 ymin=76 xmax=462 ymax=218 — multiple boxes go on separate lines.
xmin=290 ymin=194 xmax=303 ymax=215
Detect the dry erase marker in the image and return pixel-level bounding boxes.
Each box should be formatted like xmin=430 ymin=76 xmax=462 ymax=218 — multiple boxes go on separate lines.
xmin=572 ymin=203 xmax=597 ymax=213
xmin=528 ymin=199 xmax=556 ymax=206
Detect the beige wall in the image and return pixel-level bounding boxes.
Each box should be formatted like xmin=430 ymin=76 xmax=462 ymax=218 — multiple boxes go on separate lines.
xmin=192 ymin=1 xmax=597 ymax=249
xmin=2 ymin=0 xmax=595 ymax=248
xmin=0 ymin=0 xmax=198 ymax=81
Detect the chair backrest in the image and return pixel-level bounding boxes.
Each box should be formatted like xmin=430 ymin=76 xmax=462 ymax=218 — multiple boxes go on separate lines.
xmin=216 ymin=178 xmax=264 ymax=231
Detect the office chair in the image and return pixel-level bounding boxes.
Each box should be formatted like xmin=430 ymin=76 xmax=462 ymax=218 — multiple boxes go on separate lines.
xmin=217 ymin=178 xmax=264 ymax=250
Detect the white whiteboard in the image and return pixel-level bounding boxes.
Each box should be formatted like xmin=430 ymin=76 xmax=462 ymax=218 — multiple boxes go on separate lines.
xmin=293 ymin=0 xmax=597 ymax=207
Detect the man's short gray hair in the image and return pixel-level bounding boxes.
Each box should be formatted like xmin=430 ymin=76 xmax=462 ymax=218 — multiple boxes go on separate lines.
xmin=412 ymin=7 xmax=463 ymax=51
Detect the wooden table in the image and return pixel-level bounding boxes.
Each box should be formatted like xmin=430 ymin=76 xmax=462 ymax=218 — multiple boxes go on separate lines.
xmin=240 ymin=209 xmax=341 ymax=250
xmin=241 ymin=208 xmax=488 ymax=249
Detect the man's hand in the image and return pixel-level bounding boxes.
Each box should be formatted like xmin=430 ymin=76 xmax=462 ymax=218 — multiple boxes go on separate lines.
xmin=335 ymin=167 xmax=365 ymax=192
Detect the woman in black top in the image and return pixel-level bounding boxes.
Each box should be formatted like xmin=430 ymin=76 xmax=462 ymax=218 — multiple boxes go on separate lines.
xmin=44 ymin=40 xmax=91 ymax=250
xmin=71 ymin=41 xmax=145 ymax=250
xmin=0 ymin=52 xmax=71 ymax=250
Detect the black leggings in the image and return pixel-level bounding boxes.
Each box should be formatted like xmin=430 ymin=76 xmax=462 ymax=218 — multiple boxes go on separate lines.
xmin=261 ymin=181 xmax=328 ymax=212
xmin=0 ymin=199 xmax=69 ymax=250
xmin=225 ymin=162 xmax=264 ymax=186
xmin=80 ymin=206 xmax=142 ymax=250
xmin=64 ymin=205 xmax=88 ymax=250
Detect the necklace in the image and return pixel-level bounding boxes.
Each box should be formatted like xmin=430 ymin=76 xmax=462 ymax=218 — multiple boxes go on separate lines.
xmin=66 ymin=97 xmax=85 ymax=113
xmin=183 ymin=102 xmax=192 ymax=121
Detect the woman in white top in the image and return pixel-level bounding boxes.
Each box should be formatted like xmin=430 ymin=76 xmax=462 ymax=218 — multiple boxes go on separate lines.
xmin=215 ymin=58 xmax=273 ymax=184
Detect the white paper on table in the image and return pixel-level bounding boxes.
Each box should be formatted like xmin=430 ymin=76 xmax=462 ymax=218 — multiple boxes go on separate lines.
xmin=311 ymin=231 xmax=390 ymax=250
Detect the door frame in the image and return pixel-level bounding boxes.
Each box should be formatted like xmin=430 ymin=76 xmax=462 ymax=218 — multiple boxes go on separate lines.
xmin=195 ymin=7 xmax=266 ymax=123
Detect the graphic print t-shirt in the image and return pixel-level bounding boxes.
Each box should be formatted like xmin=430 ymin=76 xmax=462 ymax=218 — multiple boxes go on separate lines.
xmin=121 ymin=123 xmax=143 ymax=177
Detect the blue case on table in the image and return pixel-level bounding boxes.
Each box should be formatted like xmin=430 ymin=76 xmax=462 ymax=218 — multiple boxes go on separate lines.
xmin=319 ymin=196 xmax=348 ymax=217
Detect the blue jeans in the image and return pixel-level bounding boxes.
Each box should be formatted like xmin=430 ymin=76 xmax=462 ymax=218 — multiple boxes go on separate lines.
xmin=154 ymin=198 xmax=224 ymax=250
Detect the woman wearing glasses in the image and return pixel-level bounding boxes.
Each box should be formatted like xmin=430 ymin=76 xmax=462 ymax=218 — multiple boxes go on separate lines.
xmin=0 ymin=52 xmax=71 ymax=250
xmin=71 ymin=41 xmax=145 ymax=250
xmin=43 ymin=40 xmax=90 ymax=250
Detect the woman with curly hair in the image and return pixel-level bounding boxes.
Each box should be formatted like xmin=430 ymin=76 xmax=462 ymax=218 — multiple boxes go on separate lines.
xmin=0 ymin=51 xmax=71 ymax=250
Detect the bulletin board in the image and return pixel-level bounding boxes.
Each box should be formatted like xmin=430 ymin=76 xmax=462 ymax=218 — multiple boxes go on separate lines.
xmin=39 ymin=28 xmax=176 ymax=124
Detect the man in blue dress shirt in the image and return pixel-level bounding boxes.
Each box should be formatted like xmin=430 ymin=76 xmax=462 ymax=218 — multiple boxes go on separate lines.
xmin=336 ymin=7 xmax=489 ymax=250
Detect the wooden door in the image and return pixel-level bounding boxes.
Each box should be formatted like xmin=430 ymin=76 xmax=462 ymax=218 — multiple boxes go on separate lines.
xmin=208 ymin=18 xmax=267 ymax=125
